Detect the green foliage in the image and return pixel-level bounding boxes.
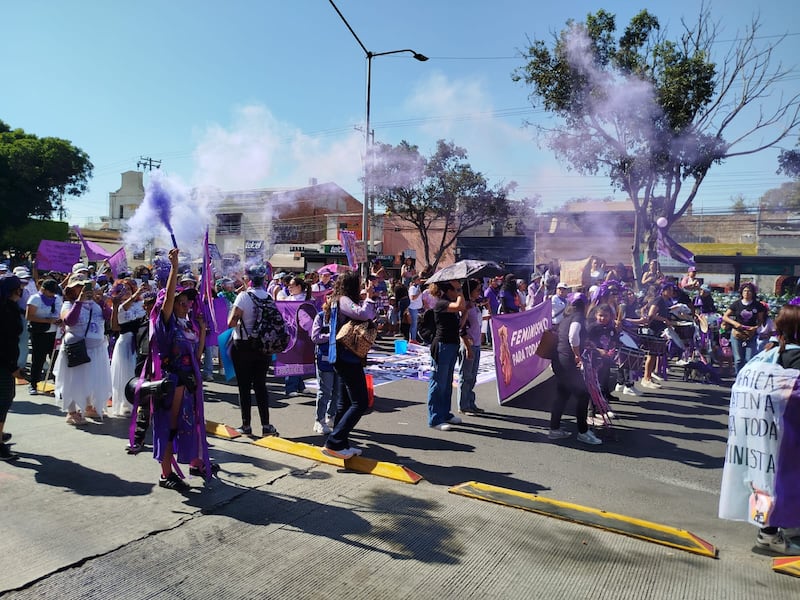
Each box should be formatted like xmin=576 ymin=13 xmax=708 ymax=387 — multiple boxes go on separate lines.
xmin=0 ymin=219 xmax=70 ymax=253
xmin=777 ymin=140 xmax=800 ymax=178
xmin=0 ymin=119 xmax=93 ymax=237
xmin=759 ymin=181 xmax=800 ymax=211
xmin=371 ymin=139 xmax=524 ymax=269
xmin=513 ymin=7 xmax=799 ymax=280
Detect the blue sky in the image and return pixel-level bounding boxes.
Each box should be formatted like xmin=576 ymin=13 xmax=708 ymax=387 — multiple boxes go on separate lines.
xmin=2 ymin=0 xmax=798 ymax=226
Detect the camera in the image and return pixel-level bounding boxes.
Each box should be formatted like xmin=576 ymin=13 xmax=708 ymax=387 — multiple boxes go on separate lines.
xmin=320 ymin=325 xmax=330 ymax=334
xmin=141 ymin=273 xmax=150 ymax=283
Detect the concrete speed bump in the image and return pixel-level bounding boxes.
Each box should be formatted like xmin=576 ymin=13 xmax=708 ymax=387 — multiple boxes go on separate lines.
xmin=253 ymin=436 xmax=423 ymax=484
xmin=205 ymin=420 xmax=242 ymax=439
xmin=773 ymin=557 xmax=800 ymax=577
xmin=450 ymin=481 xmax=718 ymax=558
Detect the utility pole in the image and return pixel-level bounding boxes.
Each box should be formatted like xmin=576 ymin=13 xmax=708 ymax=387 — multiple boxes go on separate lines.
xmin=137 ymin=156 xmax=161 ymax=171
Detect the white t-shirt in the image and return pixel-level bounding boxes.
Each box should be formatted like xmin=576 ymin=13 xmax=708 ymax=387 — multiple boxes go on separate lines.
xmin=27 ymin=293 xmax=63 ymax=333
xmin=232 ymin=288 xmax=269 ymax=341
xmin=408 ymin=284 xmax=423 ymax=310
xmin=118 ymin=301 xmax=147 ymax=325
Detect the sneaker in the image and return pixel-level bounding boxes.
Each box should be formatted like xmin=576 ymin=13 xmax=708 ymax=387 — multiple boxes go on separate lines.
xmin=447 ymin=415 xmax=462 ymax=425
xmin=756 ymin=530 xmax=800 ymax=555
xmin=605 ymin=410 xmax=615 ymax=419
xmin=458 ymin=409 xmax=477 ymax=416
xmin=675 ymin=359 xmax=690 ymax=366
xmin=2 ymin=432 xmax=11 ymax=443
xmin=325 ymin=415 xmax=336 ymax=429
xmin=287 ymin=391 xmax=299 ymax=398
xmin=29 ymin=386 xmax=38 ymax=396
xmin=548 ymin=428 xmax=572 ymax=440
xmin=577 ymin=430 xmax=603 ymax=445
xmin=235 ymin=425 xmax=252 ymax=435
xmin=347 ymin=447 xmax=363 ymax=456
xmin=159 ymin=472 xmax=190 ymax=491
xmin=125 ymin=442 xmax=144 ymax=455
xmin=614 ymin=383 xmax=625 ymax=393
xmin=622 ymin=386 xmax=638 ymax=396
xmin=471 ymin=406 xmax=485 ymax=413
xmin=432 ymin=423 xmax=452 ymax=431
xmin=640 ymin=379 xmax=661 ymax=389
xmin=312 ymin=421 xmax=330 ymax=434
xmin=0 ymin=444 xmax=17 ymax=461
xmin=651 ymin=373 xmax=664 ymax=382
xmin=321 ymin=446 xmax=357 ymax=460
xmin=189 ymin=462 xmax=220 ymax=477
xmin=261 ymin=424 xmax=279 ymax=437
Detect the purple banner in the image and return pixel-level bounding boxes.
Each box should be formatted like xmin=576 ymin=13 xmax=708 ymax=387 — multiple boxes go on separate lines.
xmin=657 ymin=229 xmax=695 ymax=266
xmin=35 ymin=240 xmax=81 ymax=273
xmin=73 ymin=225 xmax=113 ymax=260
xmin=274 ymin=300 xmax=316 ymax=377
xmin=490 ymin=299 xmax=552 ymax=404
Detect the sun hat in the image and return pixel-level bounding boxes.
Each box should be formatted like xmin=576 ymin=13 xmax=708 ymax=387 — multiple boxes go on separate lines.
xmin=72 ymin=262 xmax=89 ymax=275
xmin=13 ymin=266 xmax=31 ymax=279
xmin=556 ymin=282 xmax=569 ymax=289
xmin=65 ymin=275 xmax=90 ymax=289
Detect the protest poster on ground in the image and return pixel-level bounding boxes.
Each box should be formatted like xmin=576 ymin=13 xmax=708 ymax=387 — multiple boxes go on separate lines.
xmin=489 ymin=299 xmax=552 ymax=404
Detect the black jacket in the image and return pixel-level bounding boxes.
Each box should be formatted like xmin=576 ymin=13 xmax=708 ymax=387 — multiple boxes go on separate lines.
xmin=0 ymin=299 xmax=22 ymax=373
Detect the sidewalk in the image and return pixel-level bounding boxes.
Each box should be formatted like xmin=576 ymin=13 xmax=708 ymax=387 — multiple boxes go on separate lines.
xmin=1 ymin=359 xmax=797 ymax=598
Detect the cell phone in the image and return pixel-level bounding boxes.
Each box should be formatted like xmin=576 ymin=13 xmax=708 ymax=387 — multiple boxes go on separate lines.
xmin=141 ymin=273 xmax=150 ymax=282
xmin=83 ymin=282 xmax=94 ymax=292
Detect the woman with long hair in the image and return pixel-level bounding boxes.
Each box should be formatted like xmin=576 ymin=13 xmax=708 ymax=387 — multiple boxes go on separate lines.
xmin=54 ymin=275 xmax=112 ymax=425
xmin=322 ymin=270 xmax=376 ymax=459
xmin=722 ymin=282 xmax=767 ymax=373
xmin=457 ymin=278 xmax=484 ymax=415
xmin=150 ymin=248 xmax=209 ymax=490
xmin=548 ymin=293 xmax=602 ymax=445
xmin=427 ymin=280 xmax=467 ymax=431
xmin=24 ymin=278 xmax=62 ymax=395
xmin=0 ymin=276 xmax=25 ymax=460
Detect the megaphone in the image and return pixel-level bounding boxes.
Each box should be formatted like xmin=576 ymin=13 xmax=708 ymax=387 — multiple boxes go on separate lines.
xmin=125 ymin=376 xmax=172 ymax=406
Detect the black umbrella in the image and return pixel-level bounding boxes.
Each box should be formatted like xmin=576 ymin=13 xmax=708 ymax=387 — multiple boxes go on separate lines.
xmin=424 ymin=260 xmax=505 ymax=284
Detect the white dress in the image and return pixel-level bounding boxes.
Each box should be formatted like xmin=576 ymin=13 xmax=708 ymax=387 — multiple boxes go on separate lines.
xmin=109 ymin=301 xmax=147 ymax=417
xmin=54 ymin=301 xmax=113 ymax=417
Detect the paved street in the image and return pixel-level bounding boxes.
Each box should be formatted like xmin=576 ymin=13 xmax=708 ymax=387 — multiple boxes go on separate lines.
xmin=1 ymin=344 xmax=798 ymax=599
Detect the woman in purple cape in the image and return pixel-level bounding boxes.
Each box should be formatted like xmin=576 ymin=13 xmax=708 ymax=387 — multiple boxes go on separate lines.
xmin=150 ymin=248 xmax=210 ymax=491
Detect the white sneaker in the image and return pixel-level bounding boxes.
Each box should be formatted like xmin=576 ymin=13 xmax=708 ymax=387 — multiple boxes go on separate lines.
xmin=447 ymin=415 xmax=462 ymax=425
xmin=622 ymin=386 xmax=638 ymax=396
xmin=432 ymin=423 xmax=452 ymax=431
xmin=312 ymin=421 xmax=330 ymax=434
xmin=614 ymin=383 xmax=624 ymax=393
xmin=577 ymin=430 xmax=603 ymax=445
xmin=641 ymin=379 xmax=661 ymax=389
xmin=325 ymin=416 xmax=335 ymax=428
xmin=756 ymin=530 xmax=800 ymax=555
xmin=548 ymin=428 xmax=572 ymax=440
xmin=651 ymin=373 xmax=664 ymax=382
xmin=675 ymin=359 xmax=690 ymax=366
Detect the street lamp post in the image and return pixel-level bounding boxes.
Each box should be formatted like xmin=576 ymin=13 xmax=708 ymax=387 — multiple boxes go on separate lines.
xmin=328 ymin=0 xmax=427 ymax=277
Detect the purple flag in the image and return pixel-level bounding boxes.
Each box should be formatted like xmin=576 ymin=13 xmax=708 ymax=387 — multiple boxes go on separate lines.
xmin=657 ymin=229 xmax=695 ymax=266
xmin=339 ymin=230 xmax=358 ymax=269
xmin=73 ymin=225 xmax=113 ymax=261
xmin=107 ymin=247 xmax=128 ymax=278
xmin=490 ymin=299 xmax=552 ymax=404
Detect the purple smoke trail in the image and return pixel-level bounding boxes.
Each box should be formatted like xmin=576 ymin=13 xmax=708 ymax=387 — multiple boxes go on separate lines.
xmin=149 ymin=178 xmax=179 ymax=248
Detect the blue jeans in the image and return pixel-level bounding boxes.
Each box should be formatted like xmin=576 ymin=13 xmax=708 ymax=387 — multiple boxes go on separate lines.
xmin=315 ymin=367 xmax=340 ymax=424
xmin=203 ymin=345 xmax=216 ymax=376
xmin=409 ymin=308 xmax=420 ymax=342
xmin=285 ymin=375 xmax=306 ymax=394
xmin=731 ymin=335 xmax=758 ymax=373
xmin=18 ymin=316 xmax=29 ymax=371
xmin=456 ymin=345 xmax=481 ymax=412
xmin=427 ymin=342 xmax=459 ymax=426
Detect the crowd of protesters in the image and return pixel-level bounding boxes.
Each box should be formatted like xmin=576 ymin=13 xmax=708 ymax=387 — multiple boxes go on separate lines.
xmin=1 ymin=252 xmax=798 ymax=554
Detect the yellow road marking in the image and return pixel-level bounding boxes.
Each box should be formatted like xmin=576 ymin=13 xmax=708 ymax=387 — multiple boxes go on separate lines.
xmin=449 ymin=481 xmax=717 ymax=558
xmin=253 ymin=436 xmax=423 ymax=484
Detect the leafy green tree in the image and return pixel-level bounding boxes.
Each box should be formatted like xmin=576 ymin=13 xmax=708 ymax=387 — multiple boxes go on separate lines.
xmin=778 ymin=138 xmax=800 ymax=179
xmin=1 ymin=219 xmax=70 ymax=253
xmin=0 ymin=119 xmax=93 ymax=238
xmin=513 ymin=8 xmax=800 ymax=279
xmin=759 ymin=181 xmax=800 ymax=211
xmin=370 ymin=139 xmax=528 ymax=270
xmin=729 ymin=193 xmax=751 ymax=214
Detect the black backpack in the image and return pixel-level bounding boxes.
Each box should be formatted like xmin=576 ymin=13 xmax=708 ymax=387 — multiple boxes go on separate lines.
xmin=417 ymin=309 xmax=436 ymax=344
xmin=243 ymin=291 xmax=290 ymax=354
